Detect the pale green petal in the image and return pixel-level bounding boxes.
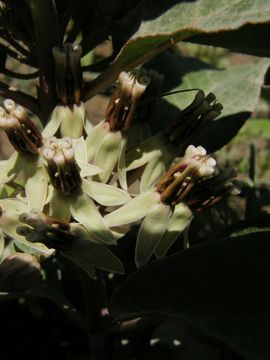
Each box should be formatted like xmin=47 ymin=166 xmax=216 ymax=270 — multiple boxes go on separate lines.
xmin=140 ymin=146 xmax=176 ymax=193
xmin=136 ymin=203 xmax=172 ymax=268
xmin=85 ymin=120 xmax=108 ymax=161
xmin=0 ymin=199 xmax=52 ymax=256
xmin=0 ymin=198 xmax=28 ymax=239
xmin=82 ymin=179 xmax=131 ymax=206
xmin=117 ymin=136 xmax=128 ymax=190
xmin=94 ymin=131 xmax=122 ymax=183
xmin=14 ymin=238 xmax=55 ymax=257
xmin=42 ymin=105 xmax=62 ymax=138
xmin=126 ymin=133 xmax=167 ymax=171
xmin=60 ymin=103 xmax=85 ymax=138
xmin=155 ymin=203 xmax=193 ymax=259
xmin=0 ymin=152 xmax=22 ymax=185
xmin=104 ymin=190 xmax=159 ymax=227
xmin=24 ymin=157 xmax=48 ymax=211
xmin=77 ymin=161 xmax=102 ymax=177
xmin=50 ymin=190 xmax=71 ymax=221
xmin=0 ymin=231 xmax=4 ymax=260
xmin=72 ymin=137 xmax=87 ymax=163
xmin=70 ymin=193 xmax=115 ymax=244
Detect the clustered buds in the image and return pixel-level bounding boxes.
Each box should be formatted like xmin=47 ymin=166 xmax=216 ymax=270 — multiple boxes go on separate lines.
xmin=185 ymin=168 xmax=240 ymax=211
xmin=17 ymin=209 xmax=74 ymax=251
xmin=156 ymin=145 xmax=217 ymax=205
xmin=167 ymin=90 xmax=223 ymax=153
xmin=105 ymin=71 xmax=149 ymax=131
xmin=0 ymin=99 xmax=42 ymax=154
xmin=52 ymin=44 xmax=82 ymax=105
xmin=40 ymin=136 xmax=82 ymax=195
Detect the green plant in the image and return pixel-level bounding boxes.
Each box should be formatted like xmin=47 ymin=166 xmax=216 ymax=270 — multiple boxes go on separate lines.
xmin=1 ymin=1 xmax=270 ymax=359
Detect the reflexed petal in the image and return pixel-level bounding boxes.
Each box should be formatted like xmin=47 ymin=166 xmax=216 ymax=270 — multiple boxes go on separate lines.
xmin=24 ymin=157 xmax=48 ymax=211
xmin=50 ymin=190 xmax=71 ymax=221
xmin=72 ymin=136 xmax=87 ymax=163
xmin=94 ymin=131 xmax=122 ymax=183
xmin=42 ymin=105 xmax=62 ymax=138
xmin=126 ymin=133 xmax=166 ymax=171
xmin=82 ymin=179 xmax=131 ymax=206
xmin=0 ymin=231 xmax=4 ymax=260
xmin=117 ymin=136 xmax=128 ymax=190
xmin=70 ymin=193 xmax=115 ymax=244
xmin=60 ymin=103 xmax=85 ymax=138
xmin=85 ymin=120 xmax=108 ymax=161
xmin=67 ymin=226 xmax=124 ymax=273
xmin=140 ymin=147 xmax=176 ymax=193
xmin=135 ymin=203 xmax=172 ymax=268
xmin=77 ymin=161 xmax=102 ymax=177
xmin=0 ymin=151 xmax=20 ymax=184
xmin=104 ymin=190 xmax=159 ymax=227
xmin=155 ymin=203 xmax=192 ymax=258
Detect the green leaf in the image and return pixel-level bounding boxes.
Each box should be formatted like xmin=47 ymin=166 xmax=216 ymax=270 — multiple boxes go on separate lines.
xmin=215 ymin=215 xmax=270 ymax=239
xmin=104 ymin=190 xmax=160 ymax=227
xmin=83 ymin=0 xmax=270 ymax=99
xmin=81 ymin=179 xmax=131 ymax=206
xmin=147 ymin=52 xmax=270 ymax=151
xmin=110 ymin=232 xmax=270 ymax=359
xmin=155 ymin=203 xmax=193 ymax=258
xmin=70 ymin=193 xmax=115 ymax=244
xmin=136 ymin=203 xmax=172 ymax=268
xmin=187 ymin=23 xmax=270 ymax=57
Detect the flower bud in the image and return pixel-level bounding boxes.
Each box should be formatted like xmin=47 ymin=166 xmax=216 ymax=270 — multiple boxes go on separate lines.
xmin=184 ymin=168 xmax=240 ymax=211
xmin=167 ymin=91 xmax=223 ymax=153
xmin=0 ymin=100 xmax=42 ymax=154
xmin=52 ymin=44 xmax=82 ymax=104
xmin=0 ymin=252 xmax=41 ymax=292
xmin=105 ymin=71 xmax=149 ymax=131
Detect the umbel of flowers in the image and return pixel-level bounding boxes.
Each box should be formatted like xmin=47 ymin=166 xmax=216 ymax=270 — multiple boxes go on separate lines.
xmin=0 ymin=44 xmax=238 ymax=291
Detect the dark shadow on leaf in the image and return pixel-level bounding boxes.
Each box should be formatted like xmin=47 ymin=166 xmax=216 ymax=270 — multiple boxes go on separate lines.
xmin=186 ymin=23 xmax=270 ymax=58
xmin=141 ymin=0 xmax=197 ymax=20
xmin=192 ymin=112 xmax=250 ymax=153
xmin=144 ymin=51 xmax=215 ymax=93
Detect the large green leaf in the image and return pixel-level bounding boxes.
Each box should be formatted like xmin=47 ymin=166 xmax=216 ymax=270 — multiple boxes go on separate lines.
xmin=146 ymin=52 xmax=270 ymax=151
xmin=83 ymin=0 xmax=270 ymax=99
xmin=110 ymin=232 xmax=270 ymax=359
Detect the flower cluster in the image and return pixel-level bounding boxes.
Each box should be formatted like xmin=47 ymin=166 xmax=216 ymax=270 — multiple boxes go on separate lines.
xmin=0 ymin=43 xmax=239 ymax=292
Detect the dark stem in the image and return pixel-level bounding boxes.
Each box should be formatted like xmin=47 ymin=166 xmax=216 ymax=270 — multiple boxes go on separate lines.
xmin=26 ymin=0 xmax=60 ymax=122
xmin=0 ymin=81 xmax=40 ymax=116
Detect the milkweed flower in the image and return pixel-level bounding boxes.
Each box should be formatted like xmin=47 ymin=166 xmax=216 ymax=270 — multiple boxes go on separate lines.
xmin=126 ymin=90 xmax=223 ymax=192
xmin=104 ymin=145 xmax=237 ymax=267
